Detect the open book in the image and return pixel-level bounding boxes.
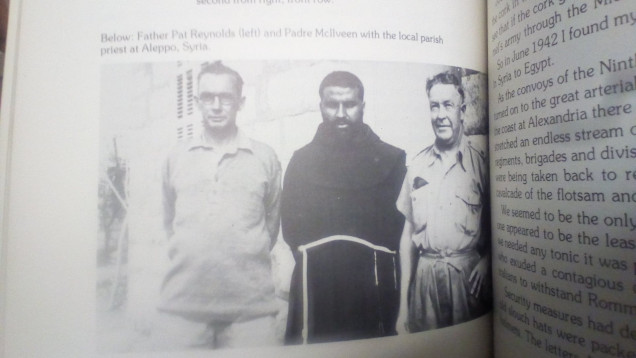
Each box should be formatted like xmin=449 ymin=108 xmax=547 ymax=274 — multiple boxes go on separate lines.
xmin=0 ymin=1 xmax=633 ymax=357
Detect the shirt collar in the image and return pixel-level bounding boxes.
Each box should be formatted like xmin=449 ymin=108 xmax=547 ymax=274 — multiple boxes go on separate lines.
xmin=425 ymin=134 xmax=469 ymax=172
xmin=187 ymin=129 xmax=253 ymax=154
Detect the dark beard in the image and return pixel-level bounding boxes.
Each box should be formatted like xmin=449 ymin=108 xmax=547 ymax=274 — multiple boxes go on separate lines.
xmin=324 ymin=121 xmax=364 ymax=143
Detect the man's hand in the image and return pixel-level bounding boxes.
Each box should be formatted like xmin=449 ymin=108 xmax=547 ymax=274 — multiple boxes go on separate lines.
xmin=469 ymin=255 xmax=489 ymax=298
xmin=395 ymin=306 xmax=409 ymax=335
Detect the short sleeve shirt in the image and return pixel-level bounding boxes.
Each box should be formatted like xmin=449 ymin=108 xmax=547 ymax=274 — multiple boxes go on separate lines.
xmin=396 ymin=136 xmax=487 ymax=255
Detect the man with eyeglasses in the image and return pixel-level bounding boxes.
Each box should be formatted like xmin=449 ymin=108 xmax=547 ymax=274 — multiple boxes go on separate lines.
xmin=157 ymin=61 xmax=282 ymax=349
xmin=396 ymin=71 xmax=490 ymax=333
xmin=281 ymin=71 xmax=406 ymax=343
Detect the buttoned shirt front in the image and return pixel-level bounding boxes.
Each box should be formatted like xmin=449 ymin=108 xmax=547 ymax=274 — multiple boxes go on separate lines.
xmin=159 ymin=131 xmax=281 ymax=322
xmin=397 ymin=135 xmax=488 ymax=255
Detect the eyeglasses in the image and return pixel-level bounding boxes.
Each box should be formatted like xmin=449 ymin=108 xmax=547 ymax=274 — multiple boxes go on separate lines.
xmin=197 ymin=92 xmax=238 ymax=106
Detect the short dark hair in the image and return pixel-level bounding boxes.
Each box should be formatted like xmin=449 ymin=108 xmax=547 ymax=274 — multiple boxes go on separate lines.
xmin=426 ymin=72 xmax=464 ymax=103
xmin=319 ymin=71 xmax=364 ymax=100
xmin=198 ymin=61 xmax=244 ymax=95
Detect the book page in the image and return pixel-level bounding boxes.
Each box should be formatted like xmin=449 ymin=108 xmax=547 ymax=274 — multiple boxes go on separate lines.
xmin=0 ymin=1 xmax=492 ymax=357
xmin=488 ymin=0 xmax=636 ymax=357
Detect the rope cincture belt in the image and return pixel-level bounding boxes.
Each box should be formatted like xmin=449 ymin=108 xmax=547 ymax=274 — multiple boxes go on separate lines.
xmin=297 ymin=235 xmax=397 ymax=344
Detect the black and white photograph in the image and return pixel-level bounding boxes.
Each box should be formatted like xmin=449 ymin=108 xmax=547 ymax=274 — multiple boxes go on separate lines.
xmin=97 ymin=60 xmax=490 ymax=353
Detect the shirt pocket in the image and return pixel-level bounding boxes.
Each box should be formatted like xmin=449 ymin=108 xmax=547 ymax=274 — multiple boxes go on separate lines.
xmin=410 ymin=184 xmax=433 ymax=233
xmin=454 ymin=185 xmax=482 ymax=237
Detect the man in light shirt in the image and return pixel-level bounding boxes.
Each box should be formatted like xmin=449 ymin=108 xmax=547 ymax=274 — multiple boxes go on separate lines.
xmin=396 ymin=71 xmax=490 ymax=333
xmin=158 ymin=61 xmax=282 ymax=349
